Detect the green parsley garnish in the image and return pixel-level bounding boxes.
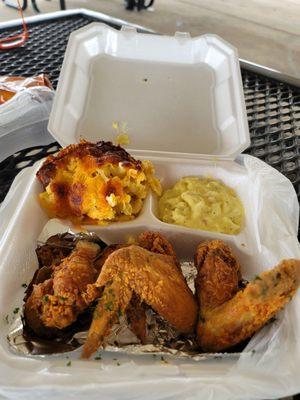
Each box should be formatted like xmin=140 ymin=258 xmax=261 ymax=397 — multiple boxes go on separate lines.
xmin=5 ymin=315 xmax=9 ymax=324
xmin=13 ymin=307 xmax=19 ymax=314
xmin=42 ymin=295 xmax=49 ymax=303
xmin=104 ymin=301 xmax=114 ymax=311
xmin=59 ymin=296 xmax=68 ymax=301
xmin=116 ymin=362 xmax=121 ymax=366
xmin=66 ymin=360 xmax=71 ymax=367
xmin=254 ymin=275 xmax=262 ymax=281
xmin=94 ymin=356 xmax=102 ymax=360
xmin=21 ymin=283 xmax=27 ymax=288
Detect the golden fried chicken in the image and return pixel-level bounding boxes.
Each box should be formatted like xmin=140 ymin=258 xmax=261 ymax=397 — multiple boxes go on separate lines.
xmin=24 ymin=241 xmax=101 ymax=334
xmin=91 ymin=231 xmax=180 ymax=344
xmin=137 ymin=231 xmax=181 ymax=270
xmin=126 ymin=231 xmax=181 ymax=343
xmin=195 ymin=240 xmax=242 ymax=317
xmin=81 ymin=245 xmax=198 ymax=358
xmin=197 ymin=259 xmax=300 ymax=352
xmin=36 ymin=140 xmax=161 ymax=224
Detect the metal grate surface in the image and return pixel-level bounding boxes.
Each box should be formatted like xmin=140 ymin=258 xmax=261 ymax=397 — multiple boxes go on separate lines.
xmin=0 ymin=14 xmax=300 ymax=211
xmin=0 ymin=15 xmax=120 ymax=88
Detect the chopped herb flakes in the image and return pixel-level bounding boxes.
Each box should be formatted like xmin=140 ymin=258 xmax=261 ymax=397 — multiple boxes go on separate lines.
xmin=104 ymin=301 xmax=114 ymax=311
xmin=94 ymin=356 xmax=102 ymax=360
xmin=66 ymin=360 xmax=71 ymax=367
xmin=42 ymin=295 xmax=49 ymax=303
xmin=59 ymin=296 xmax=68 ymax=301
xmin=21 ymin=283 xmax=27 ymax=288
xmin=13 ymin=307 xmax=19 ymax=314
xmin=4 ymin=315 xmax=9 ymax=324
xmin=116 ymin=362 xmax=121 ymax=366
xmin=254 ymin=275 xmax=262 ymax=281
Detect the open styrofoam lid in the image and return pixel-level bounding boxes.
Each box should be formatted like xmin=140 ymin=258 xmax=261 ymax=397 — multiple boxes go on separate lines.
xmin=48 ymin=23 xmax=250 ymax=159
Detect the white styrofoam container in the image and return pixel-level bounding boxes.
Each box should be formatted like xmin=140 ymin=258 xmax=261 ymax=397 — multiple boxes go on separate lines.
xmin=48 ymin=23 xmax=250 ymax=159
xmin=0 ymin=23 xmax=300 ymax=400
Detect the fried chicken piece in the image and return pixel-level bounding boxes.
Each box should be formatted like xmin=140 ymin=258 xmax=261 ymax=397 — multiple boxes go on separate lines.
xmin=91 ymin=232 xmax=180 ymax=344
xmin=126 ymin=293 xmax=148 ymax=343
xmin=126 ymin=231 xmax=181 ymax=342
xmin=137 ymin=231 xmax=181 ymax=270
xmin=81 ymin=245 xmax=198 ymax=358
xmin=195 ymin=240 xmax=241 ymax=317
xmin=197 ymin=259 xmax=300 ymax=352
xmin=24 ymin=241 xmax=101 ymax=334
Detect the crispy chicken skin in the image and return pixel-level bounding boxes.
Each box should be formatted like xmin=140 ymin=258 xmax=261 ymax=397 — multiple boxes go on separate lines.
xmin=24 ymin=241 xmax=101 ymax=333
xmin=137 ymin=231 xmax=181 ymax=270
xmin=195 ymin=240 xmax=242 ymax=316
xmin=127 ymin=231 xmax=181 ymax=342
xmin=197 ymin=259 xmax=300 ymax=352
xmin=81 ymin=245 xmax=198 ymax=358
xmin=92 ymin=231 xmax=180 ymax=344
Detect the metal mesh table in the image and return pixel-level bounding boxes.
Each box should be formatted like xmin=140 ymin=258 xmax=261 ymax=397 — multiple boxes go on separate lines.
xmin=0 ymin=11 xmax=300 ymax=215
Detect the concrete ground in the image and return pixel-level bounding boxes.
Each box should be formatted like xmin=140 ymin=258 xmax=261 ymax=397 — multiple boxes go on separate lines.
xmin=0 ymin=0 xmax=299 ymax=79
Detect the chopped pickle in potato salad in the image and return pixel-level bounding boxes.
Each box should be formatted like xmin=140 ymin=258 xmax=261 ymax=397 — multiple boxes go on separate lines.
xmin=158 ymin=176 xmax=244 ymax=235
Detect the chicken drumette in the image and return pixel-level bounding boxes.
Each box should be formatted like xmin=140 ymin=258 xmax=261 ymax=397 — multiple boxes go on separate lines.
xmin=24 ymin=240 xmax=101 ymax=335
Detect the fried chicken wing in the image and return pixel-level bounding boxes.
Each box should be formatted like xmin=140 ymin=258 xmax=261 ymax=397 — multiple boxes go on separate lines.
xmin=92 ymin=232 xmax=180 ymax=344
xmin=137 ymin=231 xmax=180 ymax=268
xmin=127 ymin=231 xmax=181 ymax=342
xmin=81 ymin=245 xmax=198 ymax=358
xmin=197 ymin=259 xmax=300 ymax=352
xmin=24 ymin=241 xmax=101 ymax=335
xmin=195 ymin=240 xmax=241 ymax=316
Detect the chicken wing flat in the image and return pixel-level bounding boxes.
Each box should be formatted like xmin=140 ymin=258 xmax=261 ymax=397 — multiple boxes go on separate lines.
xmin=197 ymin=259 xmax=300 ymax=352
xmin=195 ymin=240 xmax=241 ymax=316
xmin=127 ymin=231 xmax=181 ymax=342
xmin=92 ymin=231 xmax=180 ymax=344
xmin=81 ymin=245 xmax=198 ymax=358
xmin=24 ymin=241 xmax=101 ymax=335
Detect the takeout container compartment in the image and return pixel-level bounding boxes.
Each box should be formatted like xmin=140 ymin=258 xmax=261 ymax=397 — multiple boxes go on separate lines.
xmin=74 ymin=155 xmax=258 ymax=273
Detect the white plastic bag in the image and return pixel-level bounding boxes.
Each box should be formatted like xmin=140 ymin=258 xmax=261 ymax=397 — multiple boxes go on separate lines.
xmin=0 ymin=86 xmax=55 ymax=163
xmin=0 ymin=154 xmax=299 ymax=400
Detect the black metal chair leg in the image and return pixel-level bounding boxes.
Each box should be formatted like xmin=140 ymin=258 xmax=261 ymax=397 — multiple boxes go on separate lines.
xmin=31 ymin=0 xmax=40 ymax=12
xmin=59 ymin=0 xmax=66 ymax=10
